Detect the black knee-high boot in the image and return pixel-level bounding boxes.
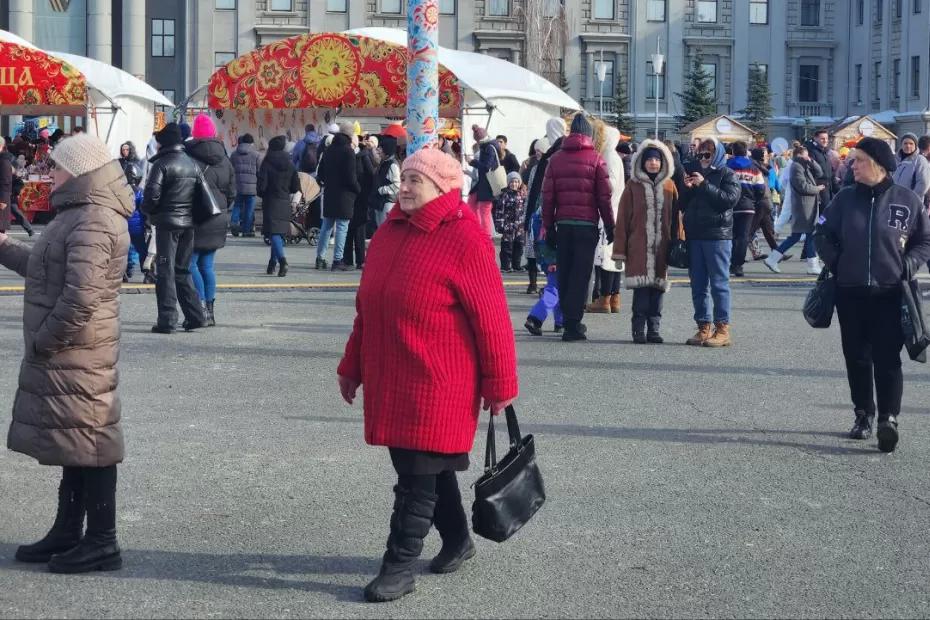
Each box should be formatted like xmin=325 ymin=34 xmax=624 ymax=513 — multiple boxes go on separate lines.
xmin=429 ymin=471 xmax=475 ymax=573
xmin=48 ymin=465 xmax=121 ymax=574
xmin=364 ymin=484 xmax=438 ymax=603
xmin=15 ymin=467 xmax=84 ymax=563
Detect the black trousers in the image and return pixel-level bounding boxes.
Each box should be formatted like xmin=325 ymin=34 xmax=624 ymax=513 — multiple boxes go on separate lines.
xmin=731 ymin=212 xmax=755 ymax=268
xmin=556 ymin=224 xmax=599 ymax=326
xmin=155 ymin=227 xmax=204 ymax=328
xmin=835 ymin=288 xmax=904 ymax=419
xmin=631 ymin=288 xmax=664 ymax=332
xmin=390 ymin=449 xmax=468 ymax=544
xmin=343 ymin=220 xmax=366 ymax=267
xmin=500 ymin=239 xmax=524 ymax=271
xmin=599 ymin=269 xmax=621 ymax=297
xmin=9 ymin=198 xmax=33 ymax=233
xmin=750 ymin=203 xmax=777 ymax=250
xmin=61 ymin=465 xmax=117 ymax=534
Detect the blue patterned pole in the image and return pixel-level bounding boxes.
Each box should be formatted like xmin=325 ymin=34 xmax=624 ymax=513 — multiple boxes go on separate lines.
xmin=406 ymin=0 xmax=439 ymax=155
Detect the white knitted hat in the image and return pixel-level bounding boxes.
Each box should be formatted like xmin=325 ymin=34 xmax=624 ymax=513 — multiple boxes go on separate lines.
xmin=51 ymin=133 xmax=114 ymax=177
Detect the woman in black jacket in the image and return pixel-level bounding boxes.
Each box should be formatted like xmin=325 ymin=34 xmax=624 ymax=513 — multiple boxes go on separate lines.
xmin=185 ymin=115 xmax=235 ymax=325
xmin=316 ymin=124 xmax=361 ymax=271
xmin=813 ymin=138 xmax=930 ymax=452
xmin=258 ymin=136 xmax=300 ymax=277
xmin=344 ymin=141 xmax=376 ymax=269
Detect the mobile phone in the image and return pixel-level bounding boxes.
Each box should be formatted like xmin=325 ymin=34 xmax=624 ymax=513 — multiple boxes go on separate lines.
xmin=684 ymin=161 xmax=702 ymax=177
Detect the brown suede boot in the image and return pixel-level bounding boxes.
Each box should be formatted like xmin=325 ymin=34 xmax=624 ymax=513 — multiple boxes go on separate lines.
xmin=685 ymin=322 xmax=713 ymax=346
xmin=586 ymin=296 xmax=611 ymax=314
xmin=704 ymin=322 xmax=732 ymax=347
xmin=609 ymin=293 xmax=621 ymax=313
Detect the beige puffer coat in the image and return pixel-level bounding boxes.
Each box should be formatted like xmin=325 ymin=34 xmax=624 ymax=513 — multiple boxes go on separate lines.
xmin=0 ymin=161 xmax=133 ymax=467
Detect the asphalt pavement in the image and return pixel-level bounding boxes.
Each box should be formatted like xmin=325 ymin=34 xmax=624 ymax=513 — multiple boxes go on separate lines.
xmin=1 ymin=231 xmax=929 ymax=619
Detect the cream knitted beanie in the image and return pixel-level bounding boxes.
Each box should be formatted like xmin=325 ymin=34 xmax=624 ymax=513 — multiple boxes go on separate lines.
xmin=51 ymin=134 xmax=114 ymax=178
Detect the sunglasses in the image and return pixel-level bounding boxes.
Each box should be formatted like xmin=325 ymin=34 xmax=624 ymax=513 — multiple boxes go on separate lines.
xmin=698 ymin=152 xmax=713 ymax=160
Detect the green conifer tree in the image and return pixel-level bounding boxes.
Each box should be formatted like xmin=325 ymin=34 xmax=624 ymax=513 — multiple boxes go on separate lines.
xmin=676 ymin=56 xmax=717 ymax=128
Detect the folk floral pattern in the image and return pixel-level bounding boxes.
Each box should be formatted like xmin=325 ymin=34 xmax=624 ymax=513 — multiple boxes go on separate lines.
xmin=207 ymin=32 xmax=462 ymax=114
xmin=0 ymin=42 xmax=86 ymax=108
xmin=406 ymin=0 xmax=440 ymax=154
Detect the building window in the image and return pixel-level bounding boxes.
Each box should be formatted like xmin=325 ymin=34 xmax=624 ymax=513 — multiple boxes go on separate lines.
xmin=893 ymin=58 xmax=901 ymax=98
xmin=646 ymin=0 xmax=666 ymax=21
xmin=151 ymin=19 xmax=175 ymax=58
xmin=593 ymin=0 xmax=615 ymax=19
xmin=326 ymin=0 xmax=347 ymax=11
xmin=160 ymin=89 xmax=175 ymax=104
xmin=542 ymin=0 xmax=562 ymax=16
xmin=876 ymin=0 xmax=883 ymax=22
xmin=855 ymin=64 xmax=863 ymax=103
xmin=800 ymin=0 xmax=820 ymax=25
xmin=215 ymin=52 xmax=236 ymax=67
xmin=487 ymin=0 xmax=509 ymax=16
xmin=697 ymin=1 xmax=717 ymax=22
xmin=592 ymin=59 xmax=614 ymax=99
xmin=749 ymin=0 xmax=768 ymax=23
xmin=916 ymin=0 xmax=922 ymax=13
xmin=895 ymin=0 xmax=903 ymax=17
xmin=439 ymin=0 xmax=455 ymax=13
xmin=646 ymin=60 xmax=665 ymax=99
xmin=701 ymin=63 xmax=717 ymax=98
xmin=269 ymin=0 xmax=293 ymax=9
xmin=798 ymin=64 xmax=819 ymax=102
xmin=911 ymin=56 xmax=920 ymax=97
xmin=216 ymin=0 xmax=235 ymax=8
xmin=873 ymin=61 xmax=882 ymax=101
xmin=857 ymin=0 xmax=864 ymax=23
xmin=381 ymin=0 xmax=401 ymax=12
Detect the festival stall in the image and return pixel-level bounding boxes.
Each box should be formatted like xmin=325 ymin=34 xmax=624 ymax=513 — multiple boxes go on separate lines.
xmin=187 ymin=28 xmax=580 ymax=162
xmin=826 ymin=115 xmax=897 ymax=151
xmin=680 ymin=115 xmax=757 ymax=145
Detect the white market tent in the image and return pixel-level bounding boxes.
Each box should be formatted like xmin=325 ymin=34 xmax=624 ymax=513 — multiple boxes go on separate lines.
xmin=0 ymin=29 xmax=173 ymax=156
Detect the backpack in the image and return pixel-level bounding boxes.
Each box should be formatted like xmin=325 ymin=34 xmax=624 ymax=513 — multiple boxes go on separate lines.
xmin=299 ymin=140 xmax=319 ymax=175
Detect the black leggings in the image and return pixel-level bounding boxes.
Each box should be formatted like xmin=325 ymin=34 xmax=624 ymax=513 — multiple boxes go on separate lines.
xmin=61 ymin=465 xmax=118 ymax=533
xmin=835 ymin=288 xmax=904 ymax=418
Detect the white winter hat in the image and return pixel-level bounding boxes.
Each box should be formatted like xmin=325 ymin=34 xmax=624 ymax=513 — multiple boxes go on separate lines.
xmin=546 ymin=117 xmax=566 ymax=144
xmin=50 ymin=133 xmax=114 ymax=177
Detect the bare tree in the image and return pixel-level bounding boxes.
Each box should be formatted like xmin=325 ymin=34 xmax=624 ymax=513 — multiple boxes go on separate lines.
xmin=517 ymin=0 xmax=569 ymax=86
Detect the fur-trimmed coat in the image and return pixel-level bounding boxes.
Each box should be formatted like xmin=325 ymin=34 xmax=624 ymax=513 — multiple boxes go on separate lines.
xmin=612 ymin=139 xmax=679 ymax=291
xmin=593 ymin=126 xmax=626 ymax=272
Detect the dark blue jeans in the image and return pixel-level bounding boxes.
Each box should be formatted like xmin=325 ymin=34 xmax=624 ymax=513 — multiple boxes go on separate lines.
xmin=269 ymin=234 xmax=286 ymax=264
xmin=232 ymin=195 xmax=256 ymax=234
xmin=688 ymin=239 xmax=732 ymax=324
xmin=776 ymin=233 xmax=814 ymax=257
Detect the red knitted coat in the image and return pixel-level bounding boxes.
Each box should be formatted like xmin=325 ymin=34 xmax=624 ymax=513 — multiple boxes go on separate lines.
xmin=338 ymin=190 xmax=519 ymax=454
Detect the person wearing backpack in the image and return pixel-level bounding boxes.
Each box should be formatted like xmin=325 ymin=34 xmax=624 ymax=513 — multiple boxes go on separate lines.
xmin=292 ymin=124 xmax=320 ymax=173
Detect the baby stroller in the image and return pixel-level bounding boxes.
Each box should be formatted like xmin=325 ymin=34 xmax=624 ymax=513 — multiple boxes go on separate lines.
xmin=263 ymin=172 xmax=321 ymax=246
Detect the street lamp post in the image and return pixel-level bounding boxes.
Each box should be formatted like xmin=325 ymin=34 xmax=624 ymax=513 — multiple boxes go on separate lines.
xmin=597 ymin=49 xmax=607 ymax=118
xmin=650 ymin=36 xmax=665 ymax=140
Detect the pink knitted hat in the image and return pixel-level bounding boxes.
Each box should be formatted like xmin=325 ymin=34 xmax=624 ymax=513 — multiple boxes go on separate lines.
xmin=402 ymin=148 xmax=462 ymax=194
xmin=192 ymin=114 xmax=217 ymax=139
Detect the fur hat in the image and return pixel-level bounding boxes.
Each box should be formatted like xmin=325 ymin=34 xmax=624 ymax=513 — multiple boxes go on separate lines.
xmin=192 ymin=114 xmax=217 ymax=139
xmin=155 ymin=123 xmax=184 ymax=148
xmin=855 ymin=137 xmax=897 ymax=174
xmin=402 ymin=148 xmax=463 ymax=194
xmin=50 ymin=133 xmax=114 ymax=178
xmin=472 ymin=124 xmax=488 ymax=141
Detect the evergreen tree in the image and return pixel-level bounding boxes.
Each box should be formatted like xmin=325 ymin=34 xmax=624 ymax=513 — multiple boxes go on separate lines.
xmin=676 ymin=56 xmax=717 ymax=128
xmin=613 ymin=78 xmax=634 ymax=135
xmin=741 ymin=63 xmax=774 ymax=135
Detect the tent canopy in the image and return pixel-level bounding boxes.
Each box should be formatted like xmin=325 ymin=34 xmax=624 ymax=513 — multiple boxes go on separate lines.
xmin=345 ymin=28 xmax=581 ymax=112
xmin=0 ymin=40 xmax=86 ymax=114
xmin=0 ymin=29 xmax=173 ymax=110
xmin=207 ymin=32 xmax=463 ymax=115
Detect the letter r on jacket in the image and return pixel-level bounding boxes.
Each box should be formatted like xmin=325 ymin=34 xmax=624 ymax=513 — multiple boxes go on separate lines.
xmin=888 ymin=204 xmax=911 ymax=231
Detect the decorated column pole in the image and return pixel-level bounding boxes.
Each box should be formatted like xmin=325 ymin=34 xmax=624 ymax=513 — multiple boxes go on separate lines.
xmin=406 ymin=0 xmax=439 ymax=155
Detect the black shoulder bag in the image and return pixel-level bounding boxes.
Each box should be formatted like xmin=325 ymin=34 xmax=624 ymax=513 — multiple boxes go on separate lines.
xmin=472 ymin=406 xmax=546 ymax=543
xmin=803 ymin=268 xmax=836 ymax=328
xmin=666 ymin=207 xmax=690 ymax=269
xmin=191 ymin=158 xmax=223 ymax=225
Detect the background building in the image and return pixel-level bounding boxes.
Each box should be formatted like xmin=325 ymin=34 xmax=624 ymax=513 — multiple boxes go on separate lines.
xmin=1 ymin=0 xmax=928 ymax=140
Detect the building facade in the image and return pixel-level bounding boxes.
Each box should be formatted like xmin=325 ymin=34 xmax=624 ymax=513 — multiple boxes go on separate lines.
xmin=2 ymin=0 xmax=929 ymax=140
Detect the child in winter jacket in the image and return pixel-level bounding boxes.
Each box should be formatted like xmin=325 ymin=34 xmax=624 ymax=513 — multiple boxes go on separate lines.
xmin=524 ymin=205 xmax=562 ymax=335
xmin=493 ymin=172 xmax=527 ymax=272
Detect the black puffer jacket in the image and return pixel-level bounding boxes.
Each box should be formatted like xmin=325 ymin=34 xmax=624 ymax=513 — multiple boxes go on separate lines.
xmin=354 ymin=146 xmax=377 ymax=224
xmin=814 ymin=177 xmax=930 ymax=290
xmin=679 ymin=144 xmax=741 ymax=241
xmin=318 ymin=133 xmax=361 ymax=220
xmin=257 ymin=137 xmax=299 ymax=236
xmin=186 ymin=139 xmax=235 ymax=252
xmin=142 ymin=144 xmax=200 ymax=230
xmin=805 ymin=140 xmax=838 ymax=206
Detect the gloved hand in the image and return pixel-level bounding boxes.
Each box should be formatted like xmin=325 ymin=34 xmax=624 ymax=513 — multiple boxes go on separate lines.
xmin=605 ymin=229 xmax=615 ymax=245
xmin=613 ymin=259 xmax=625 ymax=272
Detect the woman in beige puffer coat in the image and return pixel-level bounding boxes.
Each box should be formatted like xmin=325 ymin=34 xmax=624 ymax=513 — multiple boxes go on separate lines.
xmin=0 ymin=133 xmax=132 ymax=574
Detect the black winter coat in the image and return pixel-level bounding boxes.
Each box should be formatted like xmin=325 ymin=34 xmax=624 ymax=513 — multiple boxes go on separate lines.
xmin=814 ymin=177 xmax=930 ymax=290
xmin=354 ymin=147 xmax=377 ymax=224
xmin=680 ymin=165 xmax=741 ymax=241
xmin=805 ymin=140 xmax=837 ymax=206
xmin=0 ymin=151 xmax=12 ymax=232
xmin=142 ymin=144 xmax=200 ymax=230
xmin=186 ymin=139 xmax=235 ymax=252
xmin=318 ymin=133 xmax=361 ymax=220
xmin=257 ymin=148 xmax=299 ymax=236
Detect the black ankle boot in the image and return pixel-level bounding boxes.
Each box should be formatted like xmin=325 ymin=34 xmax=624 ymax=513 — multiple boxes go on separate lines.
xmin=206 ymin=300 xmax=216 ymax=327
xmin=49 ymin=466 xmax=121 ymax=574
xmin=15 ymin=470 xmax=84 ymax=563
xmin=429 ymin=472 xmax=475 ymax=574
xmin=266 ymin=259 xmax=276 ymax=275
xmin=364 ymin=486 xmax=438 ymax=603
xmin=278 ymin=259 xmax=288 ymax=278
xmin=849 ymin=410 xmax=874 ymax=440
xmin=647 ymin=320 xmax=664 ymax=344
xmin=524 ymin=316 xmax=543 ymax=336
xmin=632 ymin=318 xmax=647 ymax=344
xmin=876 ymin=416 xmax=899 ymax=453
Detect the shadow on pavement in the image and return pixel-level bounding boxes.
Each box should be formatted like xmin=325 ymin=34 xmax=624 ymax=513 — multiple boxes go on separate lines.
xmin=285 ymin=415 xmax=877 ymax=456
xmin=0 ymin=543 xmax=372 ymax=602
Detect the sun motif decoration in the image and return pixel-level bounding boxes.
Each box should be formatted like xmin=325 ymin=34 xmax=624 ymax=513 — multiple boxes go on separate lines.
xmin=299 ymin=34 xmax=361 ymax=105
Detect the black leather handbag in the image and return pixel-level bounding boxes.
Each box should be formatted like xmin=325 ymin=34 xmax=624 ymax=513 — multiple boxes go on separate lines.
xmin=192 ymin=159 xmax=223 ymax=225
xmin=666 ymin=210 xmax=689 ymax=269
xmin=472 ymin=406 xmax=545 ymax=543
xmin=802 ymin=268 xmax=836 ymax=328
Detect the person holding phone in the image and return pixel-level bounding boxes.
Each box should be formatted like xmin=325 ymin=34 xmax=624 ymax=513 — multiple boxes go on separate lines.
xmin=680 ymin=138 xmax=741 ymax=347
xmin=0 ymin=133 xmax=132 ymax=573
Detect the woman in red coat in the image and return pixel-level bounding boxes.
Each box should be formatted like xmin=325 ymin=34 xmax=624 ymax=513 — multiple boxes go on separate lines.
xmin=338 ymin=148 xmax=519 ymax=603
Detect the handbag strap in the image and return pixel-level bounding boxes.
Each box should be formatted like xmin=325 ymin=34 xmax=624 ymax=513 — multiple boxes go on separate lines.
xmin=484 ymin=413 xmax=497 ymax=471
xmin=504 ymin=405 xmax=522 ymax=448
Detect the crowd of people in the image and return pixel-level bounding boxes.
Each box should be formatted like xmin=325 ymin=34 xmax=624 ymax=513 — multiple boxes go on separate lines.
xmin=0 ymin=112 xmax=929 ymax=601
